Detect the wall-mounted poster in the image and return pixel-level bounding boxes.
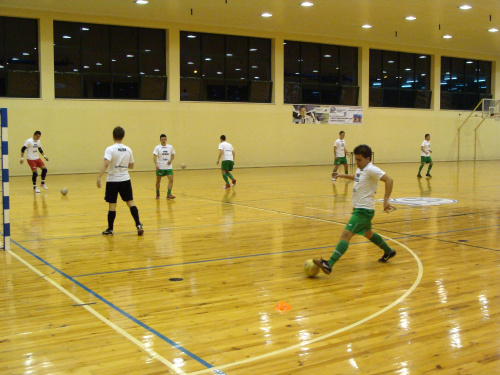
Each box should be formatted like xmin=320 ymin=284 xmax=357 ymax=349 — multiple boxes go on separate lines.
xmin=292 ymin=105 xmax=363 ymax=125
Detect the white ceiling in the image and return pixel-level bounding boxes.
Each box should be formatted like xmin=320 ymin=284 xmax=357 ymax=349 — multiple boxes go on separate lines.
xmin=1 ymin=0 xmax=499 ymax=57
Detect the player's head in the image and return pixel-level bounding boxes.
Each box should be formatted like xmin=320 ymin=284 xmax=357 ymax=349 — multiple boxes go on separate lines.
xmin=339 ymin=131 xmax=345 ymax=139
xmin=353 ymin=144 xmax=372 ymax=169
xmin=113 ymin=126 xmax=125 ymax=141
xmin=33 ymin=130 xmax=42 ymax=140
xmin=160 ymin=134 xmax=167 ymax=145
xmin=220 ymin=135 xmax=226 ymax=142
xmin=425 ymin=134 xmax=430 ymax=140
xmin=299 ymin=105 xmax=307 ymax=116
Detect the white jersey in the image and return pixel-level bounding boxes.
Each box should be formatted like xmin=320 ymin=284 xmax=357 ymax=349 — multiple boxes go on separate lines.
xmin=421 ymin=140 xmax=431 ymax=156
xmin=104 ymin=143 xmax=134 ymax=182
xmin=153 ymin=144 xmax=175 ymax=170
xmin=352 ymin=162 xmax=386 ymax=210
xmin=219 ymin=141 xmax=234 ymax=161
xmin=334 ymin=138 xmax=346 ymax=158
xmin=24 ymin=138 xmax=42 ymax=160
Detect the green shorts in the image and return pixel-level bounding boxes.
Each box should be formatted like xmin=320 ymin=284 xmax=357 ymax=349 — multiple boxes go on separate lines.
xmin=345 ymin=208 xmax=375 ymax=235
xmin=420 ymin=156 xmax=433 ymax=164
xmin=334 ymin=156 xmax=348 ymax=165
xmin=156 ymin=169 xmax=173 ymax=177
xmin=221 ymin=160 xmax=234 ymax=171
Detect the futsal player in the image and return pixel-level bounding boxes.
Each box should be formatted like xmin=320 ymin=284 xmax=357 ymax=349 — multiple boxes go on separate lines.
xmin=417 ymin=133 xmax=433 ymax=178
xmin=314 ymin=144 xmax=396 ymax=275
xmin=97 ymin=126 xmax=143 ymax=236
xmin=153 ymin=134 xmax=176 ymax=199
xmin=216 ymin=135 xmax=236 ymax=189
xmin=332 ymin=130 xmax=349 ymax=182
xmin=20 ymin=130 xmax=49 ymax=193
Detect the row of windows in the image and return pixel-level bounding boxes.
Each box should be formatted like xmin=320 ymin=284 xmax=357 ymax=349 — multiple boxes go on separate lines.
xmin=0 ymin=16 xmax=494 ymax=110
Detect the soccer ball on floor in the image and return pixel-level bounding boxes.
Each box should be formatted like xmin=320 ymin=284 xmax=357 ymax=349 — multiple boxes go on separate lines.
xmin=303 ymin=259 xmax=319 ymax=277
xmin=61 ymin=188 xmax=68 ymax=195
xmin=180 ymin=163 xmax=186 ymax=169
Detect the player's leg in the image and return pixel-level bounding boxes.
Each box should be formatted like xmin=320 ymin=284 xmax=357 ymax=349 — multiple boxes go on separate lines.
xmin=313 ymin=229 xmax=355 ymax=274
xmin=226 ymin=161 xmax=236 ymax=186
xmin=40 ymin=167 xmax=48 ymax=189
xmin=32 ymin=171 xmax=39 ymax=192
xmin=103 ymin=182 xmax=118 ymax=235
xmin=166 ymin=171 xmax=175 ymax=199
xmin=343 ymin=158 xmax=348 ymax=174
xmin=332 ymin=160 xmax=340 ymax=181
xmin=155 ymin=172 xmax=162 ymax=199
xmin=364 ymin=229 xmax=396 ymax=262
xmin=426 ymin=158 xmax=433 ymax=177
xmin=220 ymin=161 xmax=231 ymax=188
xmin=418 ymin=157 xmax=425 ymax=177
xmin=121 ymin=180 xmax=143 ymax=235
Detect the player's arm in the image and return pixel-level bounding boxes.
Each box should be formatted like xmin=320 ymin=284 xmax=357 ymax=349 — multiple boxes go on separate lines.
xmin=128 ymin=162 xmax=134 ymax=169
xmin=97 ymin=159 xmax=110 ymax=188
xmin=153 ymin=154 xmax=159 ymax=170
xmin=216 ymin=149 xmax=223 ymax=165
xmin=421 ymin=145 xmax=428 ymax=155
xmin=232 ymin=150 xmax=235 ymax=163
xmin=380 ymin=174 xmax=394 ymax=212
xmin=20 ymin=146 xmax=27 ymax=164
xmin=38 ymin=147 xmax=49 ymax=161
xmin=333 ymin=146 xmax=337 ymax=160
xmin=168 ymin=153 xmax=174 ymax=165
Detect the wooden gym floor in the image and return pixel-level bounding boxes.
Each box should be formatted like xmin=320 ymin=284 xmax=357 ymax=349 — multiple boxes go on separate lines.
xmin=1 ymin=161 xmax=499 ymax=374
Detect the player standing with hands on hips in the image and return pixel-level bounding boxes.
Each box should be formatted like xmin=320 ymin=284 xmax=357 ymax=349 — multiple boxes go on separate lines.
xmin=153 ymin=134 xmax=175 ymax=200
xmin=97 ymin=126 xmax=143 ymax=236
xmin=20 ymin=130 xmax=49 ymax=193
xmin=417 ymin=133 xmax=433 ymax=178
xmin=332 ymin=130 xmax=349 ymax=182
xmin=313 ymin=144 xmax=396 ymax=275
xmin=216 ymin=135 xmax=236 ymax=189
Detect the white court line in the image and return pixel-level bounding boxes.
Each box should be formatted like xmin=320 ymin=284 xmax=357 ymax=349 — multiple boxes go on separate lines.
xmin=7 ymin=249 xmax=186 ymax=375
xmin=188 ymin=203 xmax=423 ymax=375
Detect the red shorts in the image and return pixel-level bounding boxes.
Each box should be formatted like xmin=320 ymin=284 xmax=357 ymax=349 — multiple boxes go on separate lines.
xmin=27 ymin=158 xmax=45 ymax=171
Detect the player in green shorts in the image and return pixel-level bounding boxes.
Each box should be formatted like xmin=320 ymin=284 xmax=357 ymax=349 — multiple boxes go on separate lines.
xmin=153 ymin=134 xmax=176 ymax=199
xmin=332 ymin=131 xmax=349 ymax=182
xmin=216 ymin=135 xmax=236 ymax=189
xmin=314 ymin=144 xmax=396 ymax=275
xmin=418 ymin=134 xmax=433 ymax=178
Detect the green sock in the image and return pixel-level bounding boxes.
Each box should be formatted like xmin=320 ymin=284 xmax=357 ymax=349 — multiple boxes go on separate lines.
xmin=227 ymin=172 xmax=234 ymax=180
xmin=168 ymin=189 xmax=171 ymax=195
xmin=328 ymin=240 xmax=349 ymax=266
xmin=156 ymin=189 xmax=159 ymax=195
xmin=370 ymin=232 xmax=392 ymax=254
xmin=427 ymin=164 xmax=433 ymax=173
xmin=345 ymin=168 xmax=348 ymax=174
xmin=222 ymin=173 xmax=230 ymax=184
xmin=418 ymin=164 xmax=424 ymax=174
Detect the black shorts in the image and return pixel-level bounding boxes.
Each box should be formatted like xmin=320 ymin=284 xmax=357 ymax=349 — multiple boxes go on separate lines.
xmin=105 ymin=180 xmax=133 ymax=203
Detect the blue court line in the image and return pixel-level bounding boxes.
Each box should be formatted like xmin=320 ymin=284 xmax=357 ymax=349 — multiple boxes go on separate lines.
xmin=10 ymin=238 xmax=226 ymax=374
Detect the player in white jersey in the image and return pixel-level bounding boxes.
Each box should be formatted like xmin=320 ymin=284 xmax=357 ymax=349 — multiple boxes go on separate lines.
xmin=417 ymin=134 xmax=433 ymax=178
xmin=97 ymin=126 xmax=143 ymax=236
xmin=20 ymin=130 xmax=49 ymax=193
xmin=153 ymin=134 xmax=176 ymax=200
xmin=332 ymin=130 xmax=349 ymax=182
xmin=216 ymin=135 xmax=236 ymax=189
xmin=313 ymin=144 xmax=396 ymax=275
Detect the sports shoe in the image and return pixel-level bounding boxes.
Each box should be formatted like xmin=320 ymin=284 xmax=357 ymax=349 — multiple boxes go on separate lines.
xmin=313 ymin=258 xmax=332 ymax=275
xmin=417 ymin=174 xmax=422 ymax=178
xmin=102 ymin=228 xmax=113 ymax=235
xmin=156 ymin=194 xmax=160 ymax=200
xmin=426 ymin=173 xmax=432 ymax=177
xmin=223 ymin=184 xmax=231 ymax=189
xmin=41 ymin=184 xmax=48 ymax=190
xmin=34 ymin=186 xmax=41 ymax=193
xmin=378 ymin=249 xmax=396 ymax=262
xmin=167 ymin=194 xmax=176 ymax=200
xmin=332 ymin=177 xmax=337 ymax=182
xmin=232 ymin=179 xmax=236 ymax=187
xmin=137 ymin=223 xmax=144 ymax=235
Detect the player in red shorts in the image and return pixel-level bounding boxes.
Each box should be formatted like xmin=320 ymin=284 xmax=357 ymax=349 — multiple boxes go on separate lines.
xmin=20 ymin=131 xmax=49 ymax=193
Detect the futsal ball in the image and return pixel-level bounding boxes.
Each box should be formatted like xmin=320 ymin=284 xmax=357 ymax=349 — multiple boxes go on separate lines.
xmin=303 ymin=259 xmax=319 ymax=277
xmin=61 ymin=188 xmax=68 ymax=195
xmin=180 ymin=163 xmax=186 ymax=169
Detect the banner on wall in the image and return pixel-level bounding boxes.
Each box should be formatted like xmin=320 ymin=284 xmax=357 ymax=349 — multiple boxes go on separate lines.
xmin=292 ymin=105 xmax=363 ymax=125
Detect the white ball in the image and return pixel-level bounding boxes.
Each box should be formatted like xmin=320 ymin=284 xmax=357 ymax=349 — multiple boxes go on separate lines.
xmin=61 ymin=188 xmax=68 ymax=195
xmin=180 ymin=163 xmax=186 ymax=169
xmin=303 ymin=259 xmax=319 ymax=277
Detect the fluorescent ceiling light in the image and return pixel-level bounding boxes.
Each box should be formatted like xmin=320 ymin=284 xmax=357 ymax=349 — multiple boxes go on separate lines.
xmin=443 ymin=35 xmax=452 ymax=39
xmin=459 ymin=5 xmax=471 ymax=10
xmin=362 ymin=24 xmax=372 ymax=29
xmin=301 ymin=2 xmax=314 ymax=6
xmin=488 ymin=28 xmax=498 ymax=32
xmin=405 ymin=16 xmax=416 ymax=21
xmin=261 ymin=13 xmax=272 ymax=17
xmin=135 ymin=0 xmax=148 ymax=4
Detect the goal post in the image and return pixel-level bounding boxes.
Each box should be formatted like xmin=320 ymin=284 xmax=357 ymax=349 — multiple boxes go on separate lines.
xmin=1 ymin=108 xmax=10 ymax=251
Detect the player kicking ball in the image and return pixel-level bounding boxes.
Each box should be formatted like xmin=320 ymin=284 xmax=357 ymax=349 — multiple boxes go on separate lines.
xmin=314 ymin=144 xmax=396 ymax=275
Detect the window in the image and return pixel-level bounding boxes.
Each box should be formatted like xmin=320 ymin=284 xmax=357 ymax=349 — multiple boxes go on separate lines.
xmin=180 ymin=31 xmax=272 ymax=102
xmin=284 ymin=41 xmax=358 ymax=105
xmin=54 ymin=21 xmax=167 ymax=100
xmin=440 ymin=57 xmax=492 ymax=110
xmin=369 ymin=49 xmax=431 ymax=108
xmin=0 ymin=16 xmax=39 ymax=98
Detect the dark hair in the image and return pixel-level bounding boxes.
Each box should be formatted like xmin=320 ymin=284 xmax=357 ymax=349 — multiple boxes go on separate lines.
xmin=34 ymin=131 xmax=41 ymax=136
xmin=113 ymin=126 xmax=125 ymax=140
xmin=220 ymin=135 xmax=226 ymax=141
xmin=339 ymin=131 xmax=345 ymax=135
xmin=160 ymin=134 xmax=167 ymax=139
xmin=299 ymin=105 xmax=306 ymax=109
xmin=353 ymin=144 xmax=372 ymax=160
xmin=425 ymin=133 xmax=430 ymax=138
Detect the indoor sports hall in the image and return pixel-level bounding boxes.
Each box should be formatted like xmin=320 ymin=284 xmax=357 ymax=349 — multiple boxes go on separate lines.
xmin=1 ymin=1 xmax=499 ymax=374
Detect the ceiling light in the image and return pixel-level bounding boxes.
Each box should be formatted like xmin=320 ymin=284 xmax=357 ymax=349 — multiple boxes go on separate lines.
xmin=187 ymin=35 xmax=197 ymax=38
xmin=405 ymin=16 xmax=416 ymax=20
xmin=459 ymin=5 xmax=471 ymax=10
xmin=443 ymin=35 xmax=452 ymax=39
xmin=488 ymin=28 xmax=498 ymax=32
xmin=362 ymin=24 xmax=372 ymax=29
xmin=466 ymin=61 xmax=473 ymax=64
xmin=135 ymin=0 xmax=148 ymax=4
xmin=261 ymin=13 xmax=272 ymax=17
xmin=301 ymin=2 xmax=314 ymax=6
